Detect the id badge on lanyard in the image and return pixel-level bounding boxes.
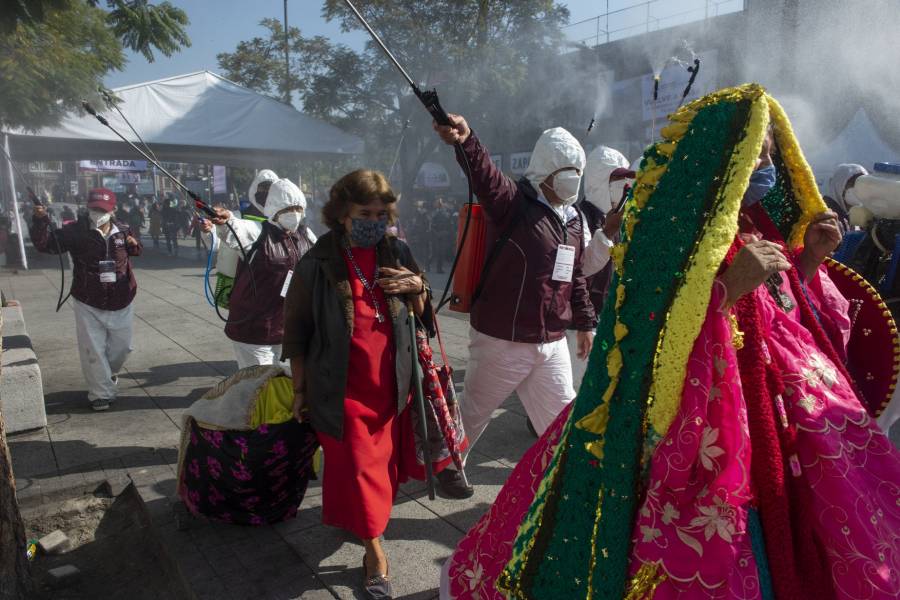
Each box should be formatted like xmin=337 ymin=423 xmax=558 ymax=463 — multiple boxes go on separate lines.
xmin=280 ymin=270 xmax=293 ymax=298
xmin=99 ymin=260 xmax=116 ymax=283
xmin=551 ymin=244 xmax=576 ymax=283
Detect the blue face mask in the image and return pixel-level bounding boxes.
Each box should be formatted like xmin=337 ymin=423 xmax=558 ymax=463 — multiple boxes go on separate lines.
xmin=349 ymin=217 xmax=388 ymax=248
xmin=742 ymin=165 xmax=777 ymax=207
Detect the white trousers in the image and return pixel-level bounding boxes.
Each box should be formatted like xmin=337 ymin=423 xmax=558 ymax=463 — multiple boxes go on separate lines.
xmin=72 ymin=299 xmax=134 ymax=402
xmin=232 ymin=341 xmax=283 ymax=370
xmin=566 ymin=330 xmax=588 ymax=393
xmin=461 ymin=327 xmax=575 ymax=454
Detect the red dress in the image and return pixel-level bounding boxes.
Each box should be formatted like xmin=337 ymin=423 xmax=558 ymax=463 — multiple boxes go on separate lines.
xmin=317 ymin=246 xmax=417 ymax=539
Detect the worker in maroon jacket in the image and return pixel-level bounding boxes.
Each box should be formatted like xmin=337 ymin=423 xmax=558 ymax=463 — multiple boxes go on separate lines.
xmin=31 ymin=188 xmax=142 ymax=411
xmin=434 ymin=115 xmax=596 ymax=497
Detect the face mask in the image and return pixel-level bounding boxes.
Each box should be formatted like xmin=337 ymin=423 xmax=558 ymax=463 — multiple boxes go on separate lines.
xmin=742 ymin=165 xmax=777 ymax=207
xmin=609 ymin=179 xmax=630 ymax=211
xmin=349 ymin=217 xmax=388 ymax=248
xmin=277 ymin=211 xmax=303 ymax=232
xmin=546 ymin=171 xmax=582 ymax=206
xmin=89 ymin=209 xmax=112 ymax=228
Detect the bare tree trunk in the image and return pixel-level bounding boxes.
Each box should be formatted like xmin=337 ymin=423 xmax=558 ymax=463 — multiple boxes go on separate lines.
xmin=0 ymin=312 xmax=32 ymax=599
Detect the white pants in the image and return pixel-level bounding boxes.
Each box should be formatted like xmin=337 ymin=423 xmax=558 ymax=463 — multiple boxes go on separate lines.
xmin=461 ymin=327 xmax=575 ymax=455
xmin=232 ymin=341 xmax=283 ymax=370
xmin=566 ymin=330 xmax=588 ymax=393
xmin=72 ymin=299 xmax=134 ymax=402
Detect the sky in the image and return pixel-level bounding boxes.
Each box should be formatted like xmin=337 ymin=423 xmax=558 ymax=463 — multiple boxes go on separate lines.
xmin=104 ymin=0 xmax=742 ymax=89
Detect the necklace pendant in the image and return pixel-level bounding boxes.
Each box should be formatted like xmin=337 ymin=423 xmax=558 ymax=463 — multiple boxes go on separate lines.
xmin=778 ymin=292 xmax=795 ymax=312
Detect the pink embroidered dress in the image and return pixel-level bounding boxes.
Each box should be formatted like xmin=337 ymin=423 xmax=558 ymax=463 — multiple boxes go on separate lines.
xmin=442 ymin=266 xmax=900 ymax=599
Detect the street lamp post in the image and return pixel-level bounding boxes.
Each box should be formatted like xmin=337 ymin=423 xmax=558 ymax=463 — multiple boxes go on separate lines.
xmin=283 ymin=0 xmax=290 ymax=104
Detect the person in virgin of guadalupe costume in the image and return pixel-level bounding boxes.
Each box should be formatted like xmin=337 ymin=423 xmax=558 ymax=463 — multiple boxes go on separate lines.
xmin=440 ymin=84 xmax=900 ymax=600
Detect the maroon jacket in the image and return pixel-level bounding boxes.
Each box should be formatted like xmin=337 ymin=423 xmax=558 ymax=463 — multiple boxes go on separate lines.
xmin=225 ymin=222 xmax=313 ymax=345
xmin=457 ymin=133 xmax=596 ymax=343
xmin=30 ymin=215 xmax=141 ymax=311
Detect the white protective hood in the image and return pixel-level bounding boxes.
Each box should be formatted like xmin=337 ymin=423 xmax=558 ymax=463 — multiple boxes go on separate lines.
xmin=828 ymin=163 xmax=868 ymax=213
xmin=524 ymin=127 xmax=586 ymax=196
xmin=584 ymin=146 xmax=630 ymax=213
xmin=248 ymin=169 xmax=279 ymax=213
xmin=263 ymin=178 xmax=306 ymax=223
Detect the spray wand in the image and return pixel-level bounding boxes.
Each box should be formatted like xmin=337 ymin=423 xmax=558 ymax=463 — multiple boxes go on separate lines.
xmin=81 ymin=100 xmax=263 ymax=324
xmin=82 ymin=101 xmax=217 ymax=220
xmin=342 ymin=0 xmax=474 ymax=312
xmin=344 ymin=0 xmax=473 ymax=497
xmin=677 ymin=59 xmax=701 ymax=109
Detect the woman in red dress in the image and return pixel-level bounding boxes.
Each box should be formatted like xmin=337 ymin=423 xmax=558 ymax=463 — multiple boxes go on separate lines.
xmin=282 ymin=169 xmax=432 ymax=600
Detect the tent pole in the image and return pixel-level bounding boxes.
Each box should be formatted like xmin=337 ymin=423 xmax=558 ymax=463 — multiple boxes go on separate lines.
xmin=3 ymin=134 xmax=28 ymax=270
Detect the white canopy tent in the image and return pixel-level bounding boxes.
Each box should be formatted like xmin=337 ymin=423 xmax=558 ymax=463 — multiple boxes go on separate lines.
xmin=1 ymin=71 xmax=364 ymax=268
xmin=3 ymin=70 xmax=364 ymax=166
xmin=806 ymin=109 xmax=900 ymax=190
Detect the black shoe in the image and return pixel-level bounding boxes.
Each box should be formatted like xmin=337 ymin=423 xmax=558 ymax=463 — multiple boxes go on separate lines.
xmin=526 ymin=417 xmax=538 ymax=438
xmin=362 ymin=555 xmax=393 ymax=600
xmin=436 ymin=468 xmax=474 ymax=499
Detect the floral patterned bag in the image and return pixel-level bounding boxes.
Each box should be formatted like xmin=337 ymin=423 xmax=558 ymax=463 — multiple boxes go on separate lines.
xmin=410 ymin=319 xmax=469 ymax=472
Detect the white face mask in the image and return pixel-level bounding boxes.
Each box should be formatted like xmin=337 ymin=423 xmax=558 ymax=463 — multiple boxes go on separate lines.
xmin=546 ymin=171 xmax=582 ymax=206
xmin=89 ymin=209 xmax=112 ymax=228
xmin=276 ymin=211 xmax=303 ymax=232
xmin=609 ymin=179 xmax=630 ymax=212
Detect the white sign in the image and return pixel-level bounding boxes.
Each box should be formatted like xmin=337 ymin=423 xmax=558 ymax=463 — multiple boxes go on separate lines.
xmin=213 ymin=165 xmax=227 ymax=194
xmin=116 ymin=172 xmax=140 ymax=183
xmin=490 ymin=154 xmax=503 ymax=171
xmin=79 ymin=159 xmax=148 ymax=172
xmin=510 ymin=152 xmax=532 ymax=175
xmin=641 ymin=51 xmax=719 ymax=122
xmin=415 ymin=162 xmax=450 ymax=189
xmin=69 ymin=181 xmax=78 ymax=194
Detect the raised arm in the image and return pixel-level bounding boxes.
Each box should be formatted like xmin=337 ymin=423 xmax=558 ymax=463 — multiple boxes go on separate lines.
xmin=29 ymin=205 xmax=69 ymax=255
xmin=434 ymin=114 xmax=520 ymax=225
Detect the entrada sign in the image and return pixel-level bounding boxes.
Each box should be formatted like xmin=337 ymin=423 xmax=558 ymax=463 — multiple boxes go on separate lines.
xmin=78 ymin=159 xmax=148 ymax=172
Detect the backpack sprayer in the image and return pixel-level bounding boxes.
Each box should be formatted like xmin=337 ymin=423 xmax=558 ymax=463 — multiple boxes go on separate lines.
xmin=81 ymin=100 xmax=261 ymax=323
xmin=344 ymin=0 xmax=474 ymax=497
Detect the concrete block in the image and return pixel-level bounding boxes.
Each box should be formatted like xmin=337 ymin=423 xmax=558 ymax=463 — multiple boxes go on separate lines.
xmin=46 ymin=564 xmax=81 ymax=588
xmin=2 ymin=304 xmax=28 ymax=337
xmin=37 ymin=529 xmax=71 ymax=555
xmin=1 ymin=344 xmax=47 ymax=433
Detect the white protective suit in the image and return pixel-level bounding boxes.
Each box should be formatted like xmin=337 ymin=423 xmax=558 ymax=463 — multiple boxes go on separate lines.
xmin=247 ymin=169 xmax=279 ymax=214
xmin=459 ymin=128 xmax=586 ymax=456
xmin=567 ymin=145 xmax=631 ymax=391
xmin=213 ymin=178 xmax=316 ymax=370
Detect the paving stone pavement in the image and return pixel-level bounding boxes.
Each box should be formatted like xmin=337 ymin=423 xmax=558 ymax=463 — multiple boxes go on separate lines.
xmin=4 ymin=233 xmax=538 ymax=600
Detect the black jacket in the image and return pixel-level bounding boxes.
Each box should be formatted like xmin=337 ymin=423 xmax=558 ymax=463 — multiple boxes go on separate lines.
xmin=281 ymin=231 xmax=433 ymax=440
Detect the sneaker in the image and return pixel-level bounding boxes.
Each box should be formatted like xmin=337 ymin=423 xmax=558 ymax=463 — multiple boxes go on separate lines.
xmin=91 ymin=398 xmax=111 ymax=411
xmin=436 ymin=468 xmax=474 ymax=499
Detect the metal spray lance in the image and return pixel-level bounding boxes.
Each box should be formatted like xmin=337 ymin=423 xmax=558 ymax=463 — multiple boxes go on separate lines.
xmin=343 ymin=0 xmax=474 ymax=498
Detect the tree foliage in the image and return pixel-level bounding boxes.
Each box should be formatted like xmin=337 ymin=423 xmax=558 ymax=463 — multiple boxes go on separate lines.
xmin=0 ymin=0 xmax=190 ymax=130
xmin=219 ymin=0 xmax=575 ymax=199
xmin=105 ymin=0 xmax=191 ymax=63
